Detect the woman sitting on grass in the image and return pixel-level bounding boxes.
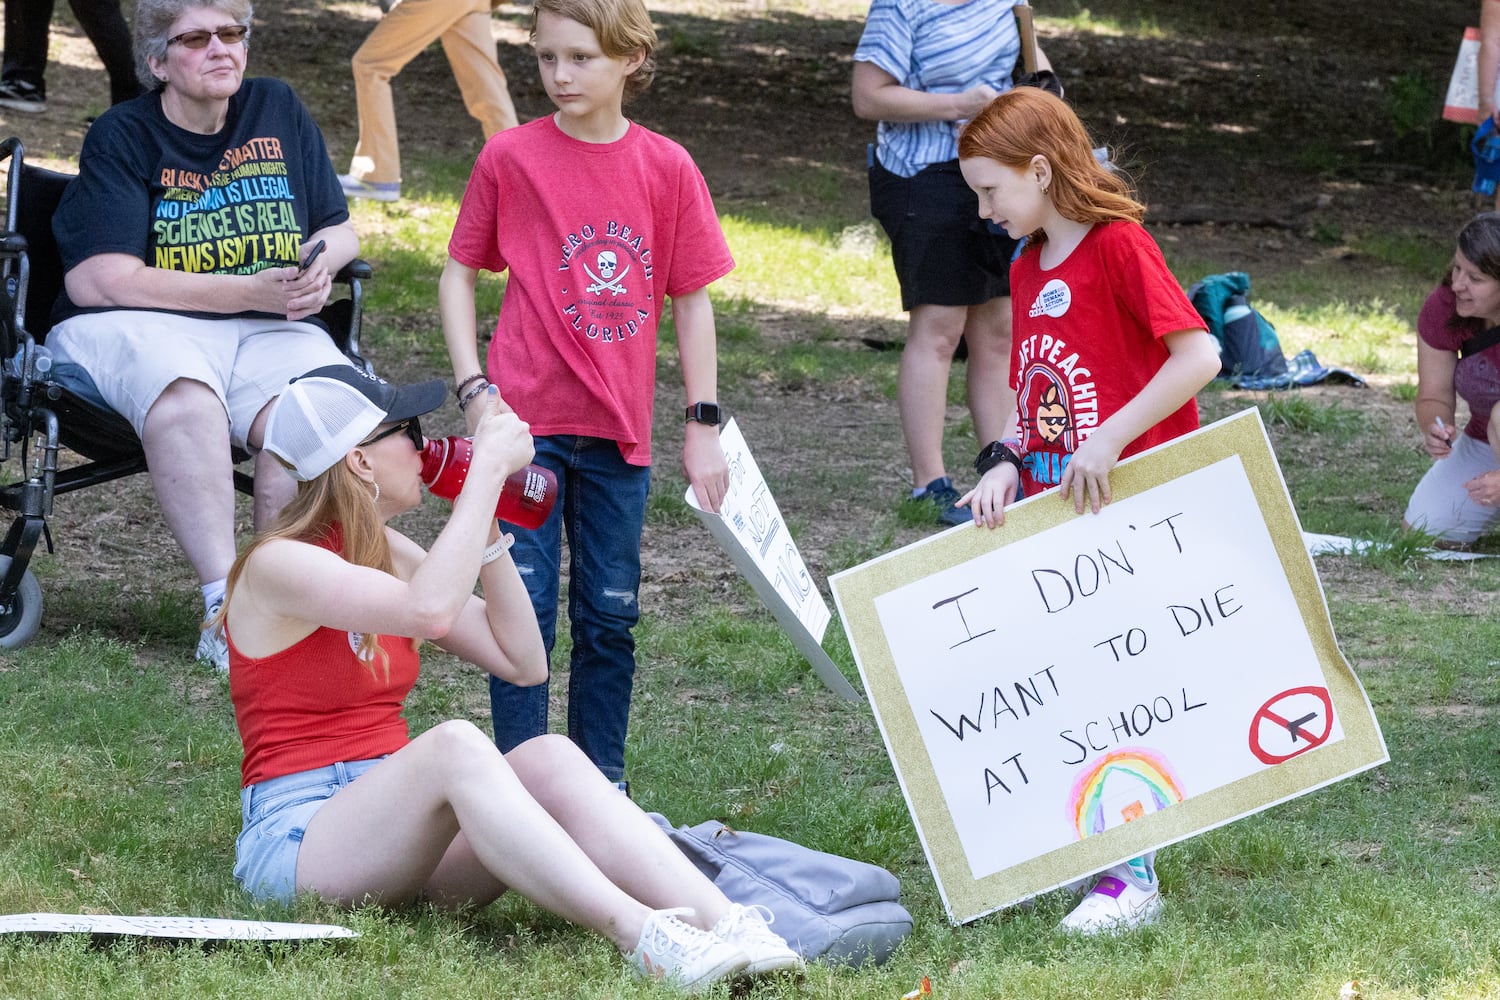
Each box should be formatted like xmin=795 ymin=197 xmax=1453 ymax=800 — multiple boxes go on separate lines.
xmin=1403 ymin=211 xmax=1500 ymax=547
xmin=219 ymin=364 xmax=801 ymax=993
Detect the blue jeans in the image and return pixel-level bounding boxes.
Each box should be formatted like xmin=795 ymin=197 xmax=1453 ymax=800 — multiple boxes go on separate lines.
xmin=492 ymin=435 xmax=649 ymax=783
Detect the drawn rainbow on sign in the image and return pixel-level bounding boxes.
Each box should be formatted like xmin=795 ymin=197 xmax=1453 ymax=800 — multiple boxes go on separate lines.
xmin=1068 ymin=748 xmax=1186 ymax=839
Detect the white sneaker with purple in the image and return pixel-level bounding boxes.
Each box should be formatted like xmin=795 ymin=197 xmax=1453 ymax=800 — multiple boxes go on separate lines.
xmin=1057 ymin=860 xmax=1162 ymax=934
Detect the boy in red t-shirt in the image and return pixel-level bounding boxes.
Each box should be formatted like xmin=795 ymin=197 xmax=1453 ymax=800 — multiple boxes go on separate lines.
xmin=956 ymin=88 xmax=1221 ymax=934
xmin=439 ymin=0 xmax=732 ymax=792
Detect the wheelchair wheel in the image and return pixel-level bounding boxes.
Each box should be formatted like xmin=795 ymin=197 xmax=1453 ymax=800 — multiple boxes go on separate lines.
xmin=0 ymin=556 xmax=43 ymax=649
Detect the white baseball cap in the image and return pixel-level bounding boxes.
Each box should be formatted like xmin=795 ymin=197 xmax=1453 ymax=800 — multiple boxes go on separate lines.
xmin=265 ymin=365 xmax=447 ymax=481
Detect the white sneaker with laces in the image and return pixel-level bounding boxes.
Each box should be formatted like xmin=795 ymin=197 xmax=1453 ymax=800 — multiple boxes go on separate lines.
xmin=711 ymin=903 xmax=804 ymax=976
xmin=196 ymin=600 xmax=229 ymax=673
xmin=338 ymin=173 xmax=401 ymax=203
xmin=1057 ymin=864 xmax=1162 ymax=935
xmin=628 ymin=907 xmax=749 ymax=993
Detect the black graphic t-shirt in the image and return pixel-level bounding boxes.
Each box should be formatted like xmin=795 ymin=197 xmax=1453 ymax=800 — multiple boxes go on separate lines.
xmin=52 ymin=77 xmax=347 ymax=323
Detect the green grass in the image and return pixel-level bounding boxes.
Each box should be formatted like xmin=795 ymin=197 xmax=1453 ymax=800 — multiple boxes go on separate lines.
xmin=6 ymin=5 xmax=1500 ymax=996
xmin=716 ymin=215 xmax=898 ymax=315
xmin=8 ymin=184 xmax=1498 ymax=999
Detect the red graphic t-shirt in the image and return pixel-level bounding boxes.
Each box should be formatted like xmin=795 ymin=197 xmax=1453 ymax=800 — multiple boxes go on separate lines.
xmin=1008 ymin=221 xmax=1205 ymax=495
xmin=448 ymin=116 xmax=734 ymax=466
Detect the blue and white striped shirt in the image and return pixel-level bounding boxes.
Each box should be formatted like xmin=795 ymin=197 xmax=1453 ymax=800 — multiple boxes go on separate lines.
xmin=854 ymin=0 xmax=1021 ymax=177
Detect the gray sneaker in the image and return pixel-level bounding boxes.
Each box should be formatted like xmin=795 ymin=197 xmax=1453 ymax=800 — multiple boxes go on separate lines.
xmin=0 ymin=80 xmax=46 ymax=114
xmin=196 ymin=600 xmax=228 ymax=673
xmin=628 ymin=907 xmax=749 ymax=993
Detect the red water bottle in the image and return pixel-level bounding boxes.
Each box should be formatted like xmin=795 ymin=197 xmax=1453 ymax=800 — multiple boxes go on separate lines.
xmin=419 ymin=435 xmax=557 ymax=530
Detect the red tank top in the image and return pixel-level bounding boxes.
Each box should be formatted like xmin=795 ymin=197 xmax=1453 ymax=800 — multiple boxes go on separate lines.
xmin=228 ymin=534 xmax=420 ymax=787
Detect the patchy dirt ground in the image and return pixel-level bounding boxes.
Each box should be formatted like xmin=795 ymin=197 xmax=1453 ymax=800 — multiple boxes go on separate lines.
xmin=0 ymin=0 xmax=1487 ymax=646
xmin=9 ymin=0 xmax=1486 ymax=236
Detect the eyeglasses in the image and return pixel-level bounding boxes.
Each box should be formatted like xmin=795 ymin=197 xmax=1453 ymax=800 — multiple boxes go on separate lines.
xmin=167 ymin=24 xmax=250 ymax=49
xmin=359 ymin=417 xmax=422 ymax=450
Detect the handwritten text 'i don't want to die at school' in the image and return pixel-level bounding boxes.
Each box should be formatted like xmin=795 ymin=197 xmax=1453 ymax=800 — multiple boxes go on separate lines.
xmin=926 ymin=512 xmax=1244 ymax=805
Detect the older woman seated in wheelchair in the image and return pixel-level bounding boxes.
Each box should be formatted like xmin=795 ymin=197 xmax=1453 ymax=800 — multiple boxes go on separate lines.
xmin=43 ymin=0 xmax=357 ymax=670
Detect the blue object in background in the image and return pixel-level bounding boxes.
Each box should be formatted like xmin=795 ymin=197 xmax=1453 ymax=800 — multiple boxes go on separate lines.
xmin=1473 ymin=117 xmax=1500 ymax=197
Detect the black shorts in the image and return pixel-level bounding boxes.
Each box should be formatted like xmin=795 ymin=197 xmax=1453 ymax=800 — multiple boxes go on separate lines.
xmin=869 ymin=156 xmax=1018 ymax=311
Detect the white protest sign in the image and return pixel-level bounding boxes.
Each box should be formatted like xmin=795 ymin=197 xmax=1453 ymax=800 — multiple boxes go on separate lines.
xmin=0 ymin=913 xmax=357 ymax=940
xmin=831 ymin=410 xmax=1387 ymax=923
xmin=685 ymin=418 xmax=861 ymax=702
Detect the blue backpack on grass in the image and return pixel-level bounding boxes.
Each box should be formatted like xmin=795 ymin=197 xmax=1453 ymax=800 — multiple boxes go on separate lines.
xmin=1186 ymin=273 xmax=1364 ymax=390
xmin=1188 ymin=271 xmax=1288 ymax=381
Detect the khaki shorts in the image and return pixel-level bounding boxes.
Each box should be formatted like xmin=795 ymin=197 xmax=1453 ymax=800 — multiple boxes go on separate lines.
xmin=46 ymin=310 xmax=352 ymax=450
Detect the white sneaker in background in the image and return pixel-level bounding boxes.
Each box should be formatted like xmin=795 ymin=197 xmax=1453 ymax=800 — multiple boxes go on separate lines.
xmin=338 ymin=173 xmax=400 ymax=203
xmin=195 ymin=600 xmax=228 ymax=673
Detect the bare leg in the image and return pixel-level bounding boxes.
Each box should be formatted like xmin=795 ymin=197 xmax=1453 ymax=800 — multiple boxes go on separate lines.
xmin=295 ymin=723 xmax=687 ymax=950
xmin=138 ymin=379 xmax=237 ymax=586
xmin=962 ymin=296 xmax=1015 ymax=447
xmin=246 ymin=399 xmax=295 ymax=532
xmin=898 ymin=303 xmax=969 ymax=488
xmin=504 ymin=735 xmax=732 ymax=923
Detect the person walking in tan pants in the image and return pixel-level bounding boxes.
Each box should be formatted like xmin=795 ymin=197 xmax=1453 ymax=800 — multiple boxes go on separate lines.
xmin=341 ymin=0 xmax=519 ymax=202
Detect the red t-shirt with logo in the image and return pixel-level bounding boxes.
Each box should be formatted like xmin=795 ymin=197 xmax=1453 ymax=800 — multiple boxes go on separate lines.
xmin=448 ymin=116 xmax=734 ymax=466
xmin=1008 ymin=220 xmax=1204 ymax=495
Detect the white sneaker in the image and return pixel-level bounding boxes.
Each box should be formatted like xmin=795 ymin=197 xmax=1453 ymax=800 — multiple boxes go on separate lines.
xmin=338 ymin=173 xmax=400 ymax=202
xmin=711 ymin=903 xmax=804 ymax=976
xmin=629 ymin=907 xmax=749 ymax=993
xmin=196 ymin=601 xmax=229 ymax=673
xmin=1057 ymin=865 xmax=1162 ymax=935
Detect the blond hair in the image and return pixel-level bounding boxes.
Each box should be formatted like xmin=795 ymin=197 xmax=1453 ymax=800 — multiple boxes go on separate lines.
xmin=531 ymin=0 xmax=657 ymax=100
xmin=216 ymin=456 xmax=401 ymax=674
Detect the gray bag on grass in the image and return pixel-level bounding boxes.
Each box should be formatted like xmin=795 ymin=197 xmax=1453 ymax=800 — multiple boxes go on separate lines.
xmin=649 ymin=813 xmax=912 ymax=966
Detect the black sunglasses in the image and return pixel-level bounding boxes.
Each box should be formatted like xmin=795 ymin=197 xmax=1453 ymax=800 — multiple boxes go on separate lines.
xmin=359 ymin=417 xmax=423 ymax=450
xmin=167 ymin=24 xmax=250 ymax=48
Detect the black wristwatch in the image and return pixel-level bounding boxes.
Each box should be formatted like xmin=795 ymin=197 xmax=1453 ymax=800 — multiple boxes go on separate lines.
xmin=685 ymin=402 xmax=722 ymax=426
xmin=975 ymin=440 xmax=1024 ymax=477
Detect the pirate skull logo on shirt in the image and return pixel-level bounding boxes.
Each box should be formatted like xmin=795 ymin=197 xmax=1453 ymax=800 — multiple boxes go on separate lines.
xmin=584 ymin=250 xmax=630 ymax=296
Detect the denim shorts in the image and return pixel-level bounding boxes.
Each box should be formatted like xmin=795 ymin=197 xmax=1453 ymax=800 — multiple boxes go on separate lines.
xmin=233 ymin=757 xmax=384 ymax=904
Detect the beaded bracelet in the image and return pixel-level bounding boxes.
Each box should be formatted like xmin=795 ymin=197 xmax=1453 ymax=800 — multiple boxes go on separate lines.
xmin=454 ymin=372 xmax=487 ymax=398
xmin=457 ymin=380 xmax=491 ymax=412
xmin=480 ymin=533 xmax=515 ymax=566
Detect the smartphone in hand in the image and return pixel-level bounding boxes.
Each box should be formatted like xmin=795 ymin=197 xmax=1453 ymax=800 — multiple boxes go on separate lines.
xmin=298 ymin=239 xmax=327 ymax=274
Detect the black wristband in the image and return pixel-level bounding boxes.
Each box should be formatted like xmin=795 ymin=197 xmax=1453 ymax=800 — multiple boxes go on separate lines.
xmin=975 ymin=440 xmax=1024 ymax=477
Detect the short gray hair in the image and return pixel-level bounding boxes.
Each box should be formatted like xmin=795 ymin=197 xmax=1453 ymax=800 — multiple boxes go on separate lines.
xmin=134 ymin=0 xmax=253 ymax=91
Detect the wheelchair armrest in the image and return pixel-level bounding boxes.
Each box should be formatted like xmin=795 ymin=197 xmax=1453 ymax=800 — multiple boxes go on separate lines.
xmin=336 ymin=258 xmax=372 ymax=282
xmin=323 ymin=257 xmax=374 ymax=375
xmin=0 ymin=232 xmax=27 ymax=256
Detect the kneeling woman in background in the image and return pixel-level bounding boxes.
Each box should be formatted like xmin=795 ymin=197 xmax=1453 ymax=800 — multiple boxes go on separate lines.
xmin=1404 ymin=212 xmax=1500 ymax=547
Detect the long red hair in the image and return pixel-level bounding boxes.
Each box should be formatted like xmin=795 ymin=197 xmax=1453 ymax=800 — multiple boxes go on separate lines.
xmin=958 ymin=88 xmax=1143 ymax=246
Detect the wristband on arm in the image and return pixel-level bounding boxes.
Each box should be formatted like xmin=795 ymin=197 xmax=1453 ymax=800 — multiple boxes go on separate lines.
xmin=975 ymin=439 xmax=1024 ymax=477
